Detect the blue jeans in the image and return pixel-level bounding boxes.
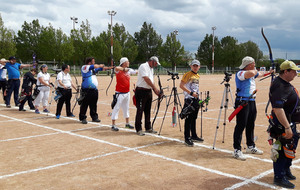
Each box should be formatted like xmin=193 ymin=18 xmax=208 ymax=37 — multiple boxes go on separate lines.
xmin=6 ymin=79 xmax=20 ymax=106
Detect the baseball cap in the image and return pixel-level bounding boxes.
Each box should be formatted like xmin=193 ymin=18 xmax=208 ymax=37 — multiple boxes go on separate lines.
xmin=280 ymin=60 xmax=300 ymax=71
xmin=149 ymin=56 xmax=160 ymax=65
xmin=189 ymin=59 xmax=200 ymax=66
xmin=1 ymin=58 xmax=8 ymax=62
xmin=239 ymin=56 xmax=255 ymax=69
xmin=41 ymin=64 xmax=48 ymax=69
xmin=9 ymin=56 xmax=16 ymax=60
xmin=119 ymin=57 xmax=129 ymax=66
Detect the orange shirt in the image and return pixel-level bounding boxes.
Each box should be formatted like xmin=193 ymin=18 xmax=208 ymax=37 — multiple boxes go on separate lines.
xmin=115 ymin=70 xmax=130 ymax=93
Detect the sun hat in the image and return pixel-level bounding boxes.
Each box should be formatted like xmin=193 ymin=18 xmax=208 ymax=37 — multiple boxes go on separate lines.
xmin=239 ymin=56 xmax=255 ymax=69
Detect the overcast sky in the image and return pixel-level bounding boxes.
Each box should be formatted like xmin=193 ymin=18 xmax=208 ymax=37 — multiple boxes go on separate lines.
xmin=1 ymin=0 xmax=300 ymax=60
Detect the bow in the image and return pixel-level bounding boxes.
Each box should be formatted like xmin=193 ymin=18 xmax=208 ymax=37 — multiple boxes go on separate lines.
xmin=106 ymin=57 xmax=115 ymax=96
xmin=72 ymin=72 xmax=81 ymax=113
xmin=151 ymin=73 xmax=164 ymax=130
xmin=261 ymin=27 xmax=275 ymax=118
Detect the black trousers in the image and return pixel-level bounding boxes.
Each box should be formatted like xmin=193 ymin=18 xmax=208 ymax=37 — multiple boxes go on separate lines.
xmin=19 ymin=88 xmax=34 ymax=110
xmin=0 ymin=80 xmax=7 ymax=104
xmin=6 ymin=79 xmax=20 ymax=106
xmin=56 ymin=88 xmax=72 ymax=116
xmin=233 ymin=100 xmax=257 ymax=150
xmin=183 ymin=98 xmax=200 ymax=140
xmin=79 ymin=89 xmax=98 ymax=121
xmin=135 ymin=88 xmax=152 ymax=132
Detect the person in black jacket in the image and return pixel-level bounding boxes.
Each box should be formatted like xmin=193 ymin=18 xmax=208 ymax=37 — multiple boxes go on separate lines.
xmin=19 ymin=68 xmax=37 ymax=111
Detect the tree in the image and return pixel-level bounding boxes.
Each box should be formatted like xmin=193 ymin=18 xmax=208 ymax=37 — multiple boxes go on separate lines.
xmin=0 ymin=14 xmax=16 ymax=58
xmin=134 ymin=22 xmax=163 ymax=63
xmin=240 ymin=41 xmax=263 ymax=63
xmin=219 ymin=36 xmax=242 ymax=68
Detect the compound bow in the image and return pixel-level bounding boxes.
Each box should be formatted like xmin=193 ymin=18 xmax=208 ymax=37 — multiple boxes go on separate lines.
xmin=151 ymin=73 xmax=164 ymax=130
xmin=72 ymin=72 xmax=81 ymax=114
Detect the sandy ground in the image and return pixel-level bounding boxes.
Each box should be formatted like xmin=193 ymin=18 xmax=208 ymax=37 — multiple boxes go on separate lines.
xmin=0 ymin=73 xmax=299 ymax=190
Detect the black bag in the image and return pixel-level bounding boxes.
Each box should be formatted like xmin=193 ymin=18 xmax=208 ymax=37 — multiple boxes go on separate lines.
xmin=32 ymin=86 xmax=40 ymax=100
xmin=77 ymin=90 xmax=86 ymax=106
xmin=111 ymin=93 xmax=119 ymax=109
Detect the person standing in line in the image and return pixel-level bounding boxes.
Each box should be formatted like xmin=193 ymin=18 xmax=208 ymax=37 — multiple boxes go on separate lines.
xmin=0 ymin=58 xmax=8 ymax=105
xmin=55 ymin=64 xmax=78 ymax=119
xmin=19 ymin=68 xmax=37 ymax=111
xmin=269 ymin=60 xmax=300 ymax=189
xmin=34 ymin=64 xmax=53 ymax=114
xmin=179 ymin=60 xmax=204 ymax=147
xmin=233 ymin=56 xmax=273 ymax=160
xmin=134 ymin=56 xmax=161 ymax=136
xmin=0 ymin=56 xmax=35 ymax=107
xmin=79 ymin=57 xmax=112 ymax=124
xmin=111 ymin=57 xmax=138 ymax=131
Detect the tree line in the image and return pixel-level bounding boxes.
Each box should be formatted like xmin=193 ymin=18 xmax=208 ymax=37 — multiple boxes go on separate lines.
xmin=0 ymin=14 xmax=286 ymax=70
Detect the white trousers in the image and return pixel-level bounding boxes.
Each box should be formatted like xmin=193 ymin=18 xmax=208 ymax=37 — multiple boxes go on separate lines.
xmin=111 ymin=92 xmax=130 ymax=120
xmin=34 ymin=86 xmax=50 ymax=107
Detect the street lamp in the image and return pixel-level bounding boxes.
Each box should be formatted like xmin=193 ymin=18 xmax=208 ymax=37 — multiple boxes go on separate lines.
xmin=173 ymin=30 xmax=178 ymax=72
xmin=107 ymin=10 xmax=117 ymax=66
xmin=212 ymin=26 xmax=216 ymax=74
xmin=70 ymin=16 xmax=78 ymax=30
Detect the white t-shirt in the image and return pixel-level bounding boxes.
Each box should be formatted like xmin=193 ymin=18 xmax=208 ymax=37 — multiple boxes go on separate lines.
xmin=57 ymin=71 xmax=72 ymax=89
xmin=37 ymin=72 xmax=50 ymax=88
xmin=136 ymin=62 xmax=153 ymax=89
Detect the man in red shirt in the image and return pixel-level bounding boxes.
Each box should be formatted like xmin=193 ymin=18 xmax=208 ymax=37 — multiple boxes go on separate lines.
xmin=111 ymin=57 xmax=138 ymax=131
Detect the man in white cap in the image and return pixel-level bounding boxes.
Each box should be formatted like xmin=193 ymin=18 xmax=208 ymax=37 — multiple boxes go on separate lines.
xmin=233 ymin=56 xmax=273 ymax=160
xmin=269 ymin=60 xmax=300 ymax=189
xmin=110 ymin=57 xmax=138 ymax=131
xmin=135 ymin=56 xmax=162 ymax=136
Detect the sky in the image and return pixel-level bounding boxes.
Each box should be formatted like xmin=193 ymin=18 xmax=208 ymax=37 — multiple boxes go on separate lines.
xmin=1 ymin=0 xmax=300 ymax=60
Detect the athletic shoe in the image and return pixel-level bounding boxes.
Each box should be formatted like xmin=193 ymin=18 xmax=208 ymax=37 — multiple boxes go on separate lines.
xmin=56 ymin=115 xmax=60 ymax=119
xmin=274 ymin=177 xmax=295 ymax=189
xmin=35 ymin=109 xmax=40 ymax=114
xmin=30 ymin=107 xmax=35 ymax=110
xmin=111 ymin=126 xmax=119 ymax=131
xmin=145 ymin=129 xmax=157 ymax=134
xmin=246 ymin=146 xmax=263 ymax=155
xmin=43 ymin=109 xmax=50 ymax=113
xmin=286 ymin=169 xmax=296 ymax=180
xmin=92 ymin=118 xmax=101 ymax=122
xmin=81 ymin=119 xmax=87 ymax=124
xmin=19 ymin=109 xmax=26 ymax=111
xmin=185 ymin=138 xmax=194 ymax=147
xmin=125 ymin=124 xmax=134 ymax=129
xmin=67 ymin=114 xmax=75 ymax=117
xmin=191 ymin=136 xmax=204 ymax=142
xmin=137 ymin=130 xmax=145 ymax=136
xmin=6 ymin=105 xmax=11 ymax=108
xmin=233 ymin=149 xmax=246 ymax=161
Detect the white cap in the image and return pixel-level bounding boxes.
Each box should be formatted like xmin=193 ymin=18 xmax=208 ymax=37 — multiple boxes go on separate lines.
xmin=149 ymin=56 xmax=160 ymax=65
xmin=0 ymin=58 xmax=8 ymax=62
xmin=189 ymin=59 xmax=200 ymax=66
xmin=239 ymin=56 xmax=255 ymax=69
xmin=120 ymin=57 xmax=129 ymax=66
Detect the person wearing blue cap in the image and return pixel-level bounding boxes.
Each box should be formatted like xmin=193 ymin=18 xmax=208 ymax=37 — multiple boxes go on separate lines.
xmin=0 ymin=56 xmax=36 ymax=107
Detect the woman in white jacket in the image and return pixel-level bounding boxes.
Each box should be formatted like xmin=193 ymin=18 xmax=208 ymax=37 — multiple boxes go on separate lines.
xmin=34 ymin=64 xmax=52 ymax=114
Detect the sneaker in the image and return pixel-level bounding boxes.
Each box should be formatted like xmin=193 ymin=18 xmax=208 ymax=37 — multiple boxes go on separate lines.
xmin=145 ymin=129 xmax=157 ymax=134
xmin=125 ymin=124 xmax=134 ymax=129
xmin=274 ymin=177 xmax=295 ymax=189
xmin=92 ymin=118 xmax=101 ymax=122
xmin=56 ymin=115 xmax=60 ymax=119
xmin=67 ymin=114 xmax=75 ymax=117
xmin=30 ymin=107 xmax=35 ymax=110
xmin=233 ymin=149 xmax=246 ymax=161
xmin=19 ymin=109 xmax=26 ymax=111
xmin=137 ymin=130 xmax=145 ymax=136
xmin=6 ymin=105 xmax=11 ymax=108
xmin=43 ymin=109 xmax=50 ymax=113
xmin=35 ymin=109 xmax=40 ymax=114
xmin=286 ymin=169 xmax=296 ymax=180
xmin=246 ymin=146 xmax=263 ymax=155
xmin=191 ymin=136 xmax=204 ymax=142
xmin=81 ymin=119 xmax=87 ymax=124
xmin=111 ymin=126 xmax=119 ymax=131
xmin=185 ymin=138 xmax=194 ymax=147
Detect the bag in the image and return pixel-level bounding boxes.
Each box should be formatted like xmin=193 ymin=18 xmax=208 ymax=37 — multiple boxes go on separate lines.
xmin=77 ymin=90 xmax=86 ymax=106
xmin=32 ymin=86 xmax=40 ymax=100
xmin=111 ymin=93 xmax=119 ymax=109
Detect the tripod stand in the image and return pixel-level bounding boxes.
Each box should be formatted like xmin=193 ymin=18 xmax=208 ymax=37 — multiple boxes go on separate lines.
xmin=158 ymin=71 xmax=183 ymax=135
xmin=213 ymin=73 xmax=234 ymax=149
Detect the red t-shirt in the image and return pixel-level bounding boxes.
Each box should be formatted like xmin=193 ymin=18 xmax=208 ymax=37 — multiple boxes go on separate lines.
xmin=115 ymin=70 xmax=130 ymax=93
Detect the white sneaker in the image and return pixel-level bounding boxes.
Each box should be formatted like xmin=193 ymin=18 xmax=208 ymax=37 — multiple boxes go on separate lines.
xmin=246 ymin=146 xmax=263 ymax=155
xmin=233 ymin=149 xmax=246 ymax=161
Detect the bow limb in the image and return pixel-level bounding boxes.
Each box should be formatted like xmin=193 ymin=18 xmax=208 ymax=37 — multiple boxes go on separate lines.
xmin=72 ymin=72 xmax=80 ymax=113
xmin=151 ymin=74 xmax=163 ymax=129
xmin=106 ymin=58 xmax=115 ymax=96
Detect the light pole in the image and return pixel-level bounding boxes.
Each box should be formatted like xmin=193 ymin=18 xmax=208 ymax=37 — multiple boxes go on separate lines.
xmin=173 ymin=30 xmax=178 ymax=72
xmin=70 ymin=16 xmax=78 ymax=30
xmin=212 ymin=26 xmax=216 ymax=74
xmin=107 ymin=10 xmax=117 ymax=66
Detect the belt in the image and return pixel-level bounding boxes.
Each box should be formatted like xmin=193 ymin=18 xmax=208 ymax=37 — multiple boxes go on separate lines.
xmin=136 ymin=87 xmax=151 ymax=91
xmin=10 ymin=78 xmax=20 ymax=80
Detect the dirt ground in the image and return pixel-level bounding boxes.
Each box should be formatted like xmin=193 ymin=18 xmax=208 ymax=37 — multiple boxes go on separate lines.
xmin=0 ymin=73 xmax=299 ymax=190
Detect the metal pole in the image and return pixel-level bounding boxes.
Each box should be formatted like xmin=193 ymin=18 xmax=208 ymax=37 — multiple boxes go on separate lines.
xmin=108 ymin=10 xmax=117 ymax=66
xmin=173 ymin=30 xmax=178 ymax=73
xmin=212 ymin=26 xmax=216 ymax=74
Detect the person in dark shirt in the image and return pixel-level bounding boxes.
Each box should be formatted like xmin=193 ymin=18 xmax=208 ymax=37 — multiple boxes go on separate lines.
xmin=269 ymin=60 xmax=300 ymax=189
xmin=19 ymin=68 xmax=37 ymax=111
